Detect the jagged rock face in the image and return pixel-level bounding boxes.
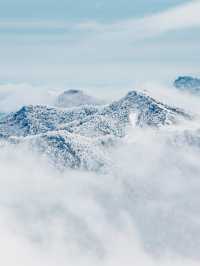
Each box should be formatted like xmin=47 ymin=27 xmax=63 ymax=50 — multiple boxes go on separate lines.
xmin=55 ymin=89 xmax=104 ymax=108
xmin=174 ymin=76 xmax=200 ymax=94
xmin=0 ymin=90 xmax=191 ymax=171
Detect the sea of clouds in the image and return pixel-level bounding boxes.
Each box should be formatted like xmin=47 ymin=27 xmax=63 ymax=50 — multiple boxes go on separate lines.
xmin=0 ymin=82 xmax=200 ymax=265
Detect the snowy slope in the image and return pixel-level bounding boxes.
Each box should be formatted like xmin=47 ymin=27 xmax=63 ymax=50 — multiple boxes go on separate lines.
xmin=0 ymin=90 xmax=192 ymax=171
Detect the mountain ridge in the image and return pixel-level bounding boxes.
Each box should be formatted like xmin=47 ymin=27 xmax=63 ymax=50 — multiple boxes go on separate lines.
xmin=0 ymin=89 xmax=192 ymax=171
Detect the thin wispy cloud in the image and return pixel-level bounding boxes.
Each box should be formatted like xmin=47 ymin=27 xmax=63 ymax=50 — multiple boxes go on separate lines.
xmin=79 ymin=0 xmax=200 ymax=42
xmin=128 ymin=0 xmax=200 ymax=39
xmin=0 ymin=20 xmax=70 ymax=30
xmin=0 ymin=0 xmax=199 ymax=85
xmin=0 ymin=0 xmax=199 ymax=41
xmin=0 ymin=0 xmax=200 ymax=39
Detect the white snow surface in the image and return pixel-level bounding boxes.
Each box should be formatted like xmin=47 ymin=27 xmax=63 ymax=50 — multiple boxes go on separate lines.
xmin=0 ymin=86 xmax=200 ymax=265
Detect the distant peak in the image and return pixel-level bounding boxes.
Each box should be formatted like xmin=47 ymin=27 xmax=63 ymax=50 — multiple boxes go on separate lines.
xmin=63 ymin=89 xmax=82 ymax=95
xmin=55 ymin=89 xmax=104 ymax=108
xmin=174 ymin=76 xmax=200 ymax=94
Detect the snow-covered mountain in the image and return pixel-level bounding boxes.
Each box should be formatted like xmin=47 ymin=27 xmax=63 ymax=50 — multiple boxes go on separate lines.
xmin=0 ymin=105 xmax=99 ymax=138
xmin=0 ymin=90 xmax=192 ymax=171
xmin=0 ymin=90 xmax=190 ymax=138
xmin=174 ymin=76 xmax=200 ymax=94
xmin=54 ymin=89 xmax=104 ymax=108
xmin=1 ymin=86 xmax=200 ymax=263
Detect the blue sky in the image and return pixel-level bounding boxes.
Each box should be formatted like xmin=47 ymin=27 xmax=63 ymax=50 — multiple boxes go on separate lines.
xmin=0 ymin=0 xmax=188 ymax=20
xmin=0 ymin=0 xmax=199 ymax=88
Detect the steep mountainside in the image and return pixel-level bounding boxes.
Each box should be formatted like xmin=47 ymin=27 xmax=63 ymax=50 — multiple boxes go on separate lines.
xmin=0 ymin=90 xmax=192 ymax=171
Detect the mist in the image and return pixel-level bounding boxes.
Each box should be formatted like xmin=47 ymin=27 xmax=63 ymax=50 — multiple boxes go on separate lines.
xmin=0 ymin=82 xmax=200 ymax=265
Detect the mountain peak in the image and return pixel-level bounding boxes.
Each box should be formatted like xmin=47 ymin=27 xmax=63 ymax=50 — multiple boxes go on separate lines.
xmin=174 ymin=76 xmax=200 ymax=94
xmin=107 ymin=90 xmax=189 ymax=127
xmin=0 ymin=90 xmax=192 ymax=171
xmin=55 ymin=89 xmax=104 ymax=108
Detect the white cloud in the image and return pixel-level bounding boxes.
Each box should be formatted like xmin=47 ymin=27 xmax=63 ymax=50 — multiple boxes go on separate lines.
xmin=1 ymin=92 xmax=200 ymax=264
xmin=0 ymin=0 xmax=200 ymax=41
xmin=81 ymin=0 xmax=200 ymax=42
xmin=130 ymin=0 xmax=200 ymax=38
xmin=0 ymin=20 xmax=69 ymax=30
xmin=0 ymin=1 xmax=199 ymax=86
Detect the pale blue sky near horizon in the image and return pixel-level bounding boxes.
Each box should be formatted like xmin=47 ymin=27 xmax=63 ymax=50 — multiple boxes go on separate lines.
xmin=0 ymin=0 xmax=199 ymax=88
